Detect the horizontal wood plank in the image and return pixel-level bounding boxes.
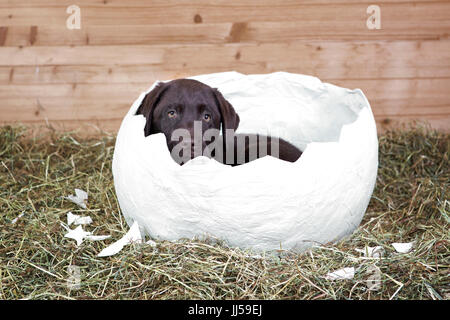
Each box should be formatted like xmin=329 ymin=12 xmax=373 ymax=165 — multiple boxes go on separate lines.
xmin=0 ymin=40 xmax=449 ymax=80
xmin=1 ymin=0 xmax=444 ymax=7
xmin=0 ymin=45 xmax=165 ymax=65
xmin=375 ymin=114 xmax=450 ymax=132
xmin=0 ymin=1 xmax=448 ymax=132
xmin=0 ymin=2 xmax=449 ymax=29
xmin=1 ymin=79 xmax=449 ymax=133
xmin=2 ymin=78 xmax=449 ymax=101
xmin=2 ymin=97 xmax=448 ymax=123
xmin=1 ymin=18 xmax=449 ymax=47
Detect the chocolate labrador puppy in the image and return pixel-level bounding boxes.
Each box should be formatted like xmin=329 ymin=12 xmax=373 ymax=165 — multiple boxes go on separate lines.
xmin=136 ymin=79 xmax=302 ymax=166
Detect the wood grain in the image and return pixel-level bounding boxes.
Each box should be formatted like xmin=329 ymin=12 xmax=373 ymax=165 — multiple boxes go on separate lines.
xmin=1 ymin=79 xmax=448 ymax=128
xmin=0 ymin=40 xmax=449 ymax=80
xmin=1 ymin=21 xmax=449 ymax=48
xmin=0 ymin=2 xmax=449 ymax=26
xmin=0 ymin=0 xmax=448 ymax=132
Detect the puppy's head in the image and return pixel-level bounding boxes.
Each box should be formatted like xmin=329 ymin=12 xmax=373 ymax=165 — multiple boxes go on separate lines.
xmin=136 ymin=79 xmax=239 ymax=164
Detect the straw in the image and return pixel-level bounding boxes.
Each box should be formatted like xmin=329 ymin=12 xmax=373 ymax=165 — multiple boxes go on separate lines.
xmin=0 ymin=123 xmax=448 ymax=299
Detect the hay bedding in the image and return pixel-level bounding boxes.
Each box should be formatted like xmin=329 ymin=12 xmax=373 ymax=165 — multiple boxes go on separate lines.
xmin=0 ymin=124 xmax=448 ymax=300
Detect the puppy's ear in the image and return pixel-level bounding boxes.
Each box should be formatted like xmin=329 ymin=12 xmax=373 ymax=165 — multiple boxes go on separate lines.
xmin=213 ymin=88 xmax=240 ymax=135
xmin=136 ymin=82 xmax=168 ymax=136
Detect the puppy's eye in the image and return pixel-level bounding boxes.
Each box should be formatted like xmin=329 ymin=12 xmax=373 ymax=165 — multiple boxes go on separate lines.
xmin=167 ymin=110 xmax=177 ymax=118
xmin=203 ymin=113 xmax=211 ymax=122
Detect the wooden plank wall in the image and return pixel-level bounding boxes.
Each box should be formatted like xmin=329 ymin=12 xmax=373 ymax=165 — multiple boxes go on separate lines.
xmin=0 ymin=0 xmax=449 ymax=134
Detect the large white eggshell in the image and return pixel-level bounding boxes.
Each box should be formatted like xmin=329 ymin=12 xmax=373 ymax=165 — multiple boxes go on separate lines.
xmin=112 ymin=72 xmax=378 ymax=252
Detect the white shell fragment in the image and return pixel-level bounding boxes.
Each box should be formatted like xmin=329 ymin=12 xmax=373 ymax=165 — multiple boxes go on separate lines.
xmin=85 ymin=234 xmax=111 ymax=241
xmin=325 ymin=267 xmax=355 ymax=280
xmin=63 ymin=225 xmax=92 ymax=246
xmin=67 ymin=212 xmax=93 ymax=226
xmin=62 ymin=224 xmax=110 ymax=247
xmin=112 ymin=71 xmax=379 ymax=252
xmin=65 ymin=188 xmax=88 ymax=209
xmin=392 ymin=242 xmax=415 ymax=253
xmin=97 ymin=221 xmax=142 ymax=257
xmin=11 ymin=212 xmax=25 ymax=224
